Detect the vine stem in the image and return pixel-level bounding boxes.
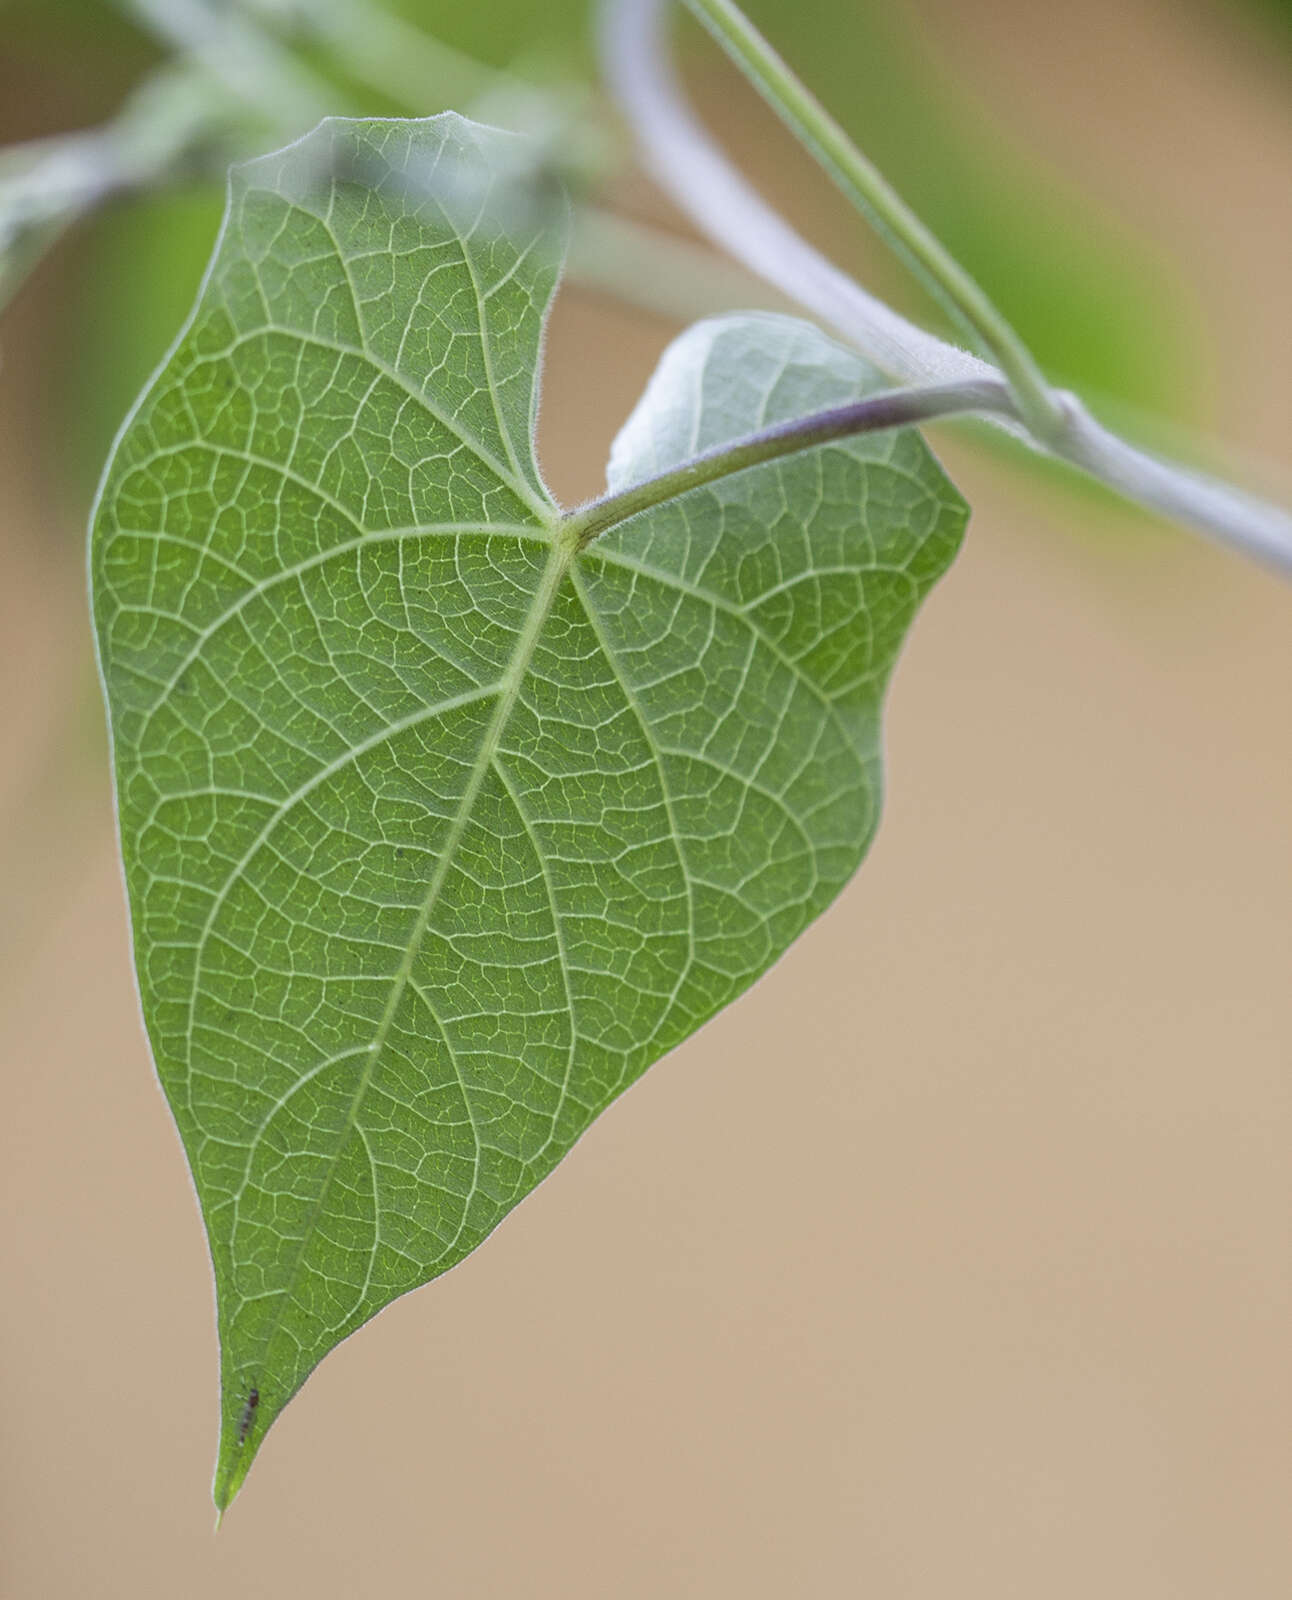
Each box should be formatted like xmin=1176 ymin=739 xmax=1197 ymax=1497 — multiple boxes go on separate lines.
xmin=561 ymin=379 xmax=1014 ymax=550
xmin=600 ymin=0 xmax=1292 ymax=577
xmin=678 ymin=0 xmax=1064 ymax=442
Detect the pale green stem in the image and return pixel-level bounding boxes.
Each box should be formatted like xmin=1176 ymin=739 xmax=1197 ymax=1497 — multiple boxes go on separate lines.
xmin=678 ymin=0 xmax=1064 ymax=441
xmin=568 ymin=207 xmax=788 ymax=322
xmin=561 ymin=379 xmax=1013 ymax=550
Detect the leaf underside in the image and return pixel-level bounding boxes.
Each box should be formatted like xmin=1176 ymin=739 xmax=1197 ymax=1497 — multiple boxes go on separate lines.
xmin=90 ymin=115 xmax=967 ymax=1509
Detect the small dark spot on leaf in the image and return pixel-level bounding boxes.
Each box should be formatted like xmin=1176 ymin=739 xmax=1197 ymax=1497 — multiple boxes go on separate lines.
xmin=237 ymin=1386 xmax=260 ymax=1446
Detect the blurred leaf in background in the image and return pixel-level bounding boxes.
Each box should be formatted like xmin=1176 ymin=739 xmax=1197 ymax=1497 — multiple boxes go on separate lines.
xmin=1240 ymin=0 xmax=1292 ymax=46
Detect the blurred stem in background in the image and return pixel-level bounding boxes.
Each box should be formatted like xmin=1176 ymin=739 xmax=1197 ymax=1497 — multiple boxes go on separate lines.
xmin=0 ymin=0 xmax=772 ymax=329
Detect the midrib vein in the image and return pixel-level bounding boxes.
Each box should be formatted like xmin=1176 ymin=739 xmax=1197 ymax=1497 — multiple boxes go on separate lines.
xmin=243 ymin=533 xmax=570 ymax=1387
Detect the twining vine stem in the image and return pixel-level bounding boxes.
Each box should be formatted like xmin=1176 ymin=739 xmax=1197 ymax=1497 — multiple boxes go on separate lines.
xmin=601 ymin=0 xmax=1292 ymax=577
xmin=561 ymin=379 xmax=1014 ymax=550
xmin=678 ymin=0 xmax=1064 ymax=442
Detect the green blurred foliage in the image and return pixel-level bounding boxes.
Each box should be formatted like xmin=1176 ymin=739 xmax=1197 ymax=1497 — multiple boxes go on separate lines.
xmin=1241 ymin=0 xmax=1292 ymax=44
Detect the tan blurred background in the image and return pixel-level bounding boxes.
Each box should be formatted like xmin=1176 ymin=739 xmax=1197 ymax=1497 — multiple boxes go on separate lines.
xmin=1 ymin=0 xmax=1289 ymax=1594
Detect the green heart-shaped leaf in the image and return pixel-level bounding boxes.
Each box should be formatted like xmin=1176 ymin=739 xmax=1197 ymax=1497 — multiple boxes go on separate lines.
xmin=90 ymin=114 xmax=967 ymax=1510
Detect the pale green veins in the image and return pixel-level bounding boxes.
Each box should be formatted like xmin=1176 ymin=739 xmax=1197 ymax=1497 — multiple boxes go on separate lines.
xmin=89 ymin=114 xmax=967 ymax=1510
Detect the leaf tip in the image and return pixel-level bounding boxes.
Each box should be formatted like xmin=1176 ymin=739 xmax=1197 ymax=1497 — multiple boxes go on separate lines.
xmin=212 ymin=1423 xmax=257 ymax=1520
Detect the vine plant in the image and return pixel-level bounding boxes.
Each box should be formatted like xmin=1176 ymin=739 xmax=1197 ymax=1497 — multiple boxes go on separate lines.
xmin=18 ymin=0 xmax=1280 ymax=1512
